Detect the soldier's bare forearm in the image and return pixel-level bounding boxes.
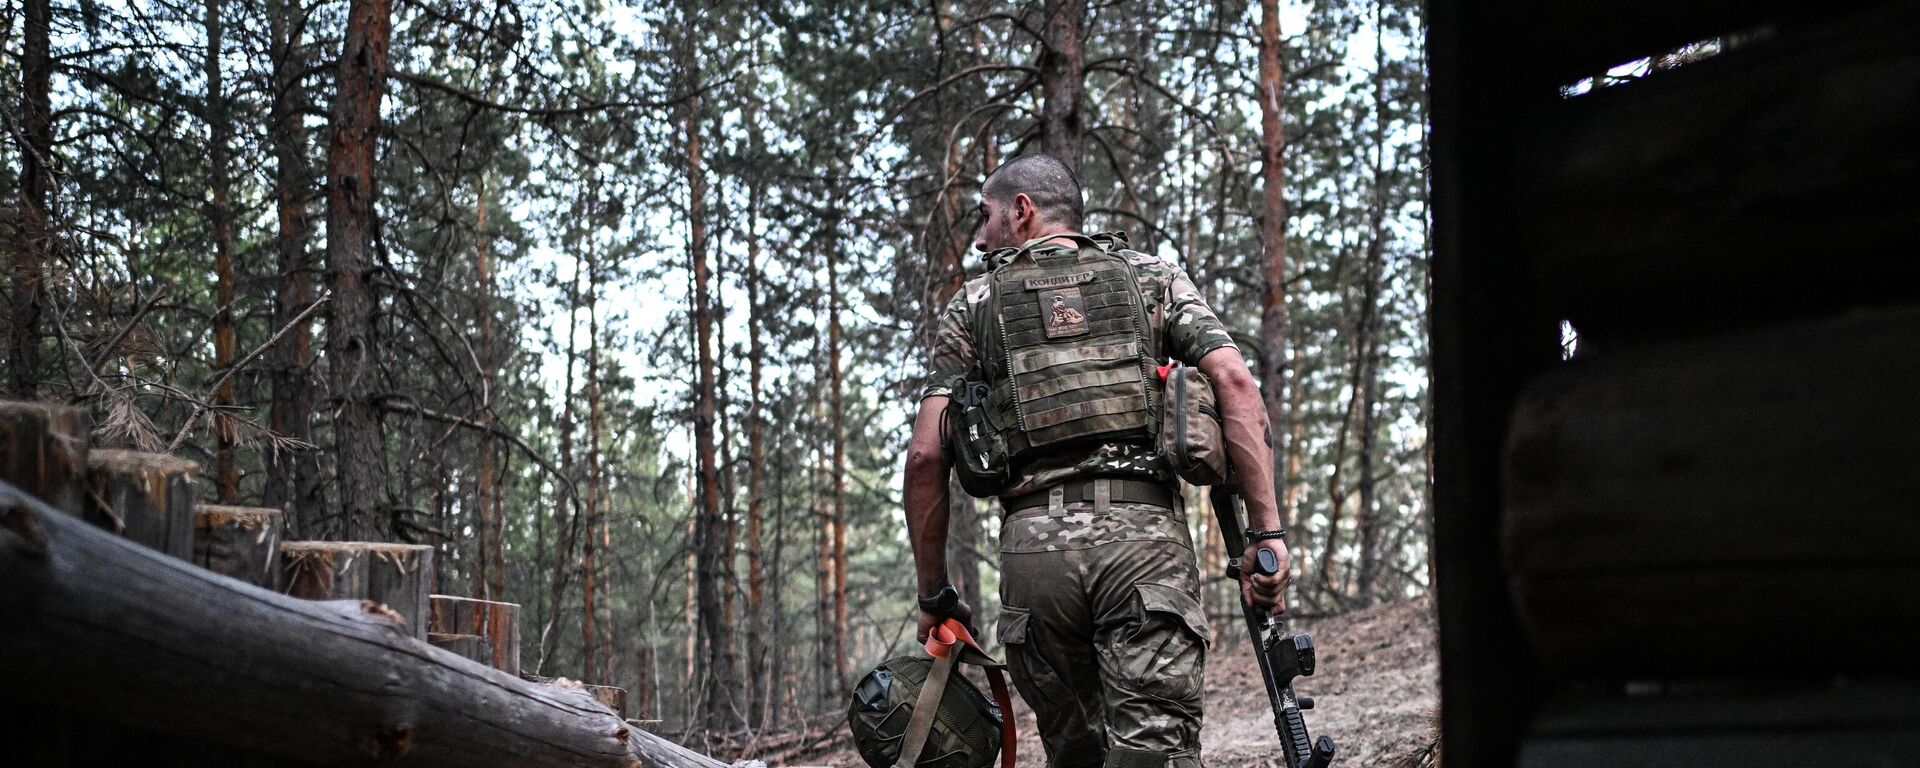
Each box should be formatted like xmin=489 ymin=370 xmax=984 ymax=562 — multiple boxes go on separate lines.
xmin=1198 ymin=347 xmax=1283 ymax=530
xmin=903 ymin=397 xmax=953 ymax=596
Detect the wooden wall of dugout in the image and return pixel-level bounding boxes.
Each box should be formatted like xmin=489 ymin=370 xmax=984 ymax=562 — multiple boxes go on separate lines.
xmin=1429 ymin=0 xmax=1920 ymax=765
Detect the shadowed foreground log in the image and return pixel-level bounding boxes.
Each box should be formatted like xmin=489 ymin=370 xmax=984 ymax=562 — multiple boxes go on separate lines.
xmin=87 ymin=449 xmax=197 ymax=559
xmin=0 ymin=480 xmax=730 ymax=768
xmin=0 ymin=400 xmax=89 ymax=516
xmin=195 ymin=504 xmax=284 ymax=588
xmin=429 ymin=594 xmax=521 ymax=674
xmin=283 ymin=540 xmax=432 ymax=640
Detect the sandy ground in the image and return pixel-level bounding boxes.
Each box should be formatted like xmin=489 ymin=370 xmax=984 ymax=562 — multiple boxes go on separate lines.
xmin=792 ymin=596 xmax=1437 ymax=768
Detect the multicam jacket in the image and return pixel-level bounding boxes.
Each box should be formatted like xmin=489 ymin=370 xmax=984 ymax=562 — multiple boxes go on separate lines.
xmin=920 ymin=232 xmax=1239 ymax=498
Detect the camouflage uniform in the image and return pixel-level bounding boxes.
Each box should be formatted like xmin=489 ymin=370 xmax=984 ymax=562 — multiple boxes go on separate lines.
xmin=921 ymin=234 xmax=1237 ymax=768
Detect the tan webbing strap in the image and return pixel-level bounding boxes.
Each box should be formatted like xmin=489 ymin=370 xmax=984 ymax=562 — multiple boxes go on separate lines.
xmin=893 ymin=619 xmax=1016 ymax=768
xmin=891 ymin=649 xmax=957 ymax=768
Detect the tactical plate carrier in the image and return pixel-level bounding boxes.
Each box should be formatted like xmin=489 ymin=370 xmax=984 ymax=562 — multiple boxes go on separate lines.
xmin=948 ymin=234 xmax=1161 ymax=496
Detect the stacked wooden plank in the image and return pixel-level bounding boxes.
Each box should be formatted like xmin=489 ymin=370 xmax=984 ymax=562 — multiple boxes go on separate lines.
xmin=1431 ymin=1 xmax=1920 ymax=765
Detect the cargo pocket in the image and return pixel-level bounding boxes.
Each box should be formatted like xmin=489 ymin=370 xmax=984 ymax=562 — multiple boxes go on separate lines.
xmin=999 ymin=606 xmax=1068 ymax=713
xmin=1109 ymin=583 xmax=1209 ymax=703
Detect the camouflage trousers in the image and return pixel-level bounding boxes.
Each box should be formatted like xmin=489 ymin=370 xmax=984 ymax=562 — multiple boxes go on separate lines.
xmin=998 ymin=491 xmax=1209 ymax=768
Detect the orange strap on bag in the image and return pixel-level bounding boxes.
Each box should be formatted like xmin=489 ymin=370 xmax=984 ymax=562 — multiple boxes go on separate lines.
xmin=891 ymin=618 xmax=1017 ymax=768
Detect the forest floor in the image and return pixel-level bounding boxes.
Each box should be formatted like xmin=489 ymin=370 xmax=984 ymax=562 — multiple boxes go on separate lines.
xmin=788 ymin=595 xmax=1438 ymax=768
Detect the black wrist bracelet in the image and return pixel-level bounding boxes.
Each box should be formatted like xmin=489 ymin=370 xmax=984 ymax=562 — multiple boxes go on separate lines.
xmin=1245 ymin=527 xmax=1287 ymax=542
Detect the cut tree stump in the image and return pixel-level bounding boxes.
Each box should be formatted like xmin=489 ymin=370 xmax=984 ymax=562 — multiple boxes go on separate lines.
xmin=194 ymin=504 xmax=284 ymax=589
xmin=587 ymin=685 xmax=628 ymax=720
xmin=282 ymin=541 xmax=433 ymax=641
xmin=0 ymin=479 xmax=730 ymax=767
xmin=0 ymin=400 xmax=90 ymax=517
xmin=429 ymin=594 xmax=521 ymax=674
xmin=429 ymin=632 xmax=494 ymax=667
xmin=523 ymin=673 xmax=629 ymax=719
xmin=87 ymin=449 xmax=197 ymax=560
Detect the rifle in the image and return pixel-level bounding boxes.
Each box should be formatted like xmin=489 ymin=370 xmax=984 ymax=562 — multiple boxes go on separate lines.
xmin=1210 ymin=482 xmax=1337 ymax=768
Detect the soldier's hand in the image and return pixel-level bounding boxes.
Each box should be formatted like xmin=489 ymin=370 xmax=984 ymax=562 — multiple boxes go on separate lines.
xmin=917 ymin=598 xmax=975 ymax=643
xmin=1240 ymin=539 xmax=1292 ymax=616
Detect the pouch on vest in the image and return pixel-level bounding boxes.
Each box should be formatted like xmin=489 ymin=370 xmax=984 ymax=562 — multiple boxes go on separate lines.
xmin=1157 ymin=360 xmax=1227 ymax=486
xmin=976 ymin=235 xmax=1158 ymax=473
xmin=945 ymin=373 xmax=1011 ymax=497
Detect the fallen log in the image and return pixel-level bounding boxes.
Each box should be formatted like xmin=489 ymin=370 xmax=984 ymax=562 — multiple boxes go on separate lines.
xmin=283 ymin=540 xmax=433 ymax=640
xmin=0 ymin=480 xmax=729 ymax=768
xmin=428 ymin=632 xmax=494 ymax=667
xmin=523 ymin=673 xmax=630 ymax=720
xmin=87 ymin=449 xmax=197 ymax=560
xmin=429 ymin=594 xmax=521 ymax=674
xmin=194 ymin=504 xmax=284 ymax=589
xmin=0 ymin=400 xmax=89 ymax=517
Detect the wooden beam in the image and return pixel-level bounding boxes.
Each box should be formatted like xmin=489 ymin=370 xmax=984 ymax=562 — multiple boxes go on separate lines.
xmin=0 ymin=480 xmax=728 ymax=768
xmin=0 ymin=400 xmax=89 ymax=517
xmin=1515 ymin=2 xmax=1920 ymax=343
xmin=1504 ymin=305 xmax=1920 ymax=676
xmin=1430 ymin=0 xmax=1560 ymax=763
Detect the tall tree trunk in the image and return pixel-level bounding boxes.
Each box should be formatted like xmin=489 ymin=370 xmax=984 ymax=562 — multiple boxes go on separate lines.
xmin=827 ymin=242 xmax=849 ymax=695
xmin=9 ymin=0 xmax=53 ymax=397
xmin=766 ymin=443 xmax=788 ymax=724
xmin=1354 ymin=8 xmax=1392 ymax=605
xmin=1038 ymin=0 xmax=1088 ymax=173
xmin=204 ymin=0 xmax=239 ymax=501
xmin=323 ymin=0 xmax=393 ymax=541
xmin=1256 ymin=0 xmax=1293 ymax=528
xmin=264 ymin=0 xmax=318 ymax=531
xmin=712 ymin=189 xmax=737 ymax=710
xmin=1320 ymin=268 xmax=1364 ymax=602
xmin=743 ymin=119 xmax=769 ymax=730
xmin=474 ymin=179 xmax=502 ymax=601
xmin=929 ymin=70 xmax=983 ymax=617
xmin=811 ymin=336 xmax=833 ymax=707
xmin=582 ymin=219 xmax=601 ymax=682
xmin=686 ymin=81 xmax=734 ymax=732
xmin=536 ymin=249 xmax=585 ymax=675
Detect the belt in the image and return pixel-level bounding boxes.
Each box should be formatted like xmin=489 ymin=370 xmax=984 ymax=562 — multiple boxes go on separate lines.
xmin=1000 ymin=477 xmax=1176 ymax=515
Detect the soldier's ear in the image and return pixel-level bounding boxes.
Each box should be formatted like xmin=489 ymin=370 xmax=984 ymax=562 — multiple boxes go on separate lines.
xmin=1012 ymin=193 xmax=1037 ymax=227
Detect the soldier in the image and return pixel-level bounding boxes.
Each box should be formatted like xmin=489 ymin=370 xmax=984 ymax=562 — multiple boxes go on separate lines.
xmin=903 ymin=153 xmax=1292 ymax=768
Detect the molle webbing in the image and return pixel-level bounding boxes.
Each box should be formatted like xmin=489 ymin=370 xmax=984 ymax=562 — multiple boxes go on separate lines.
xmin=984 ymin=237 xmax=1157 ymax=458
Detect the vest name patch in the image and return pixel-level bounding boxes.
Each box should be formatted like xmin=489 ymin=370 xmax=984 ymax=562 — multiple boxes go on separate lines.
xmin=1023 ymin=271 xmax=1096 ymax=290
xmin=1041 ymin=287 xmax=1090 ymax=338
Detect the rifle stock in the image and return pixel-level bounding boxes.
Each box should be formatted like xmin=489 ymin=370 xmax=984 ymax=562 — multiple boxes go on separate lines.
xmin=1209 ymin=483 xmax=1337 ymax=768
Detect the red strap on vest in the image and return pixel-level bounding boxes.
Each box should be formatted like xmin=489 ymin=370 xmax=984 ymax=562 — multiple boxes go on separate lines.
xmin=924 ymin=619 xmax=1017 ymax=768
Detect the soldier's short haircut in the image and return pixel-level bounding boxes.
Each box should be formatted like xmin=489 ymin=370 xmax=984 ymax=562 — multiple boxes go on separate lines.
xmin=983 ymin=154 xmax=1084 ymax=229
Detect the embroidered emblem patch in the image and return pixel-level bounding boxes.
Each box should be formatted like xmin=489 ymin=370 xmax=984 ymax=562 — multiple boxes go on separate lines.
xmin=1041 ymin=287 xmax=1090 ymax=338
